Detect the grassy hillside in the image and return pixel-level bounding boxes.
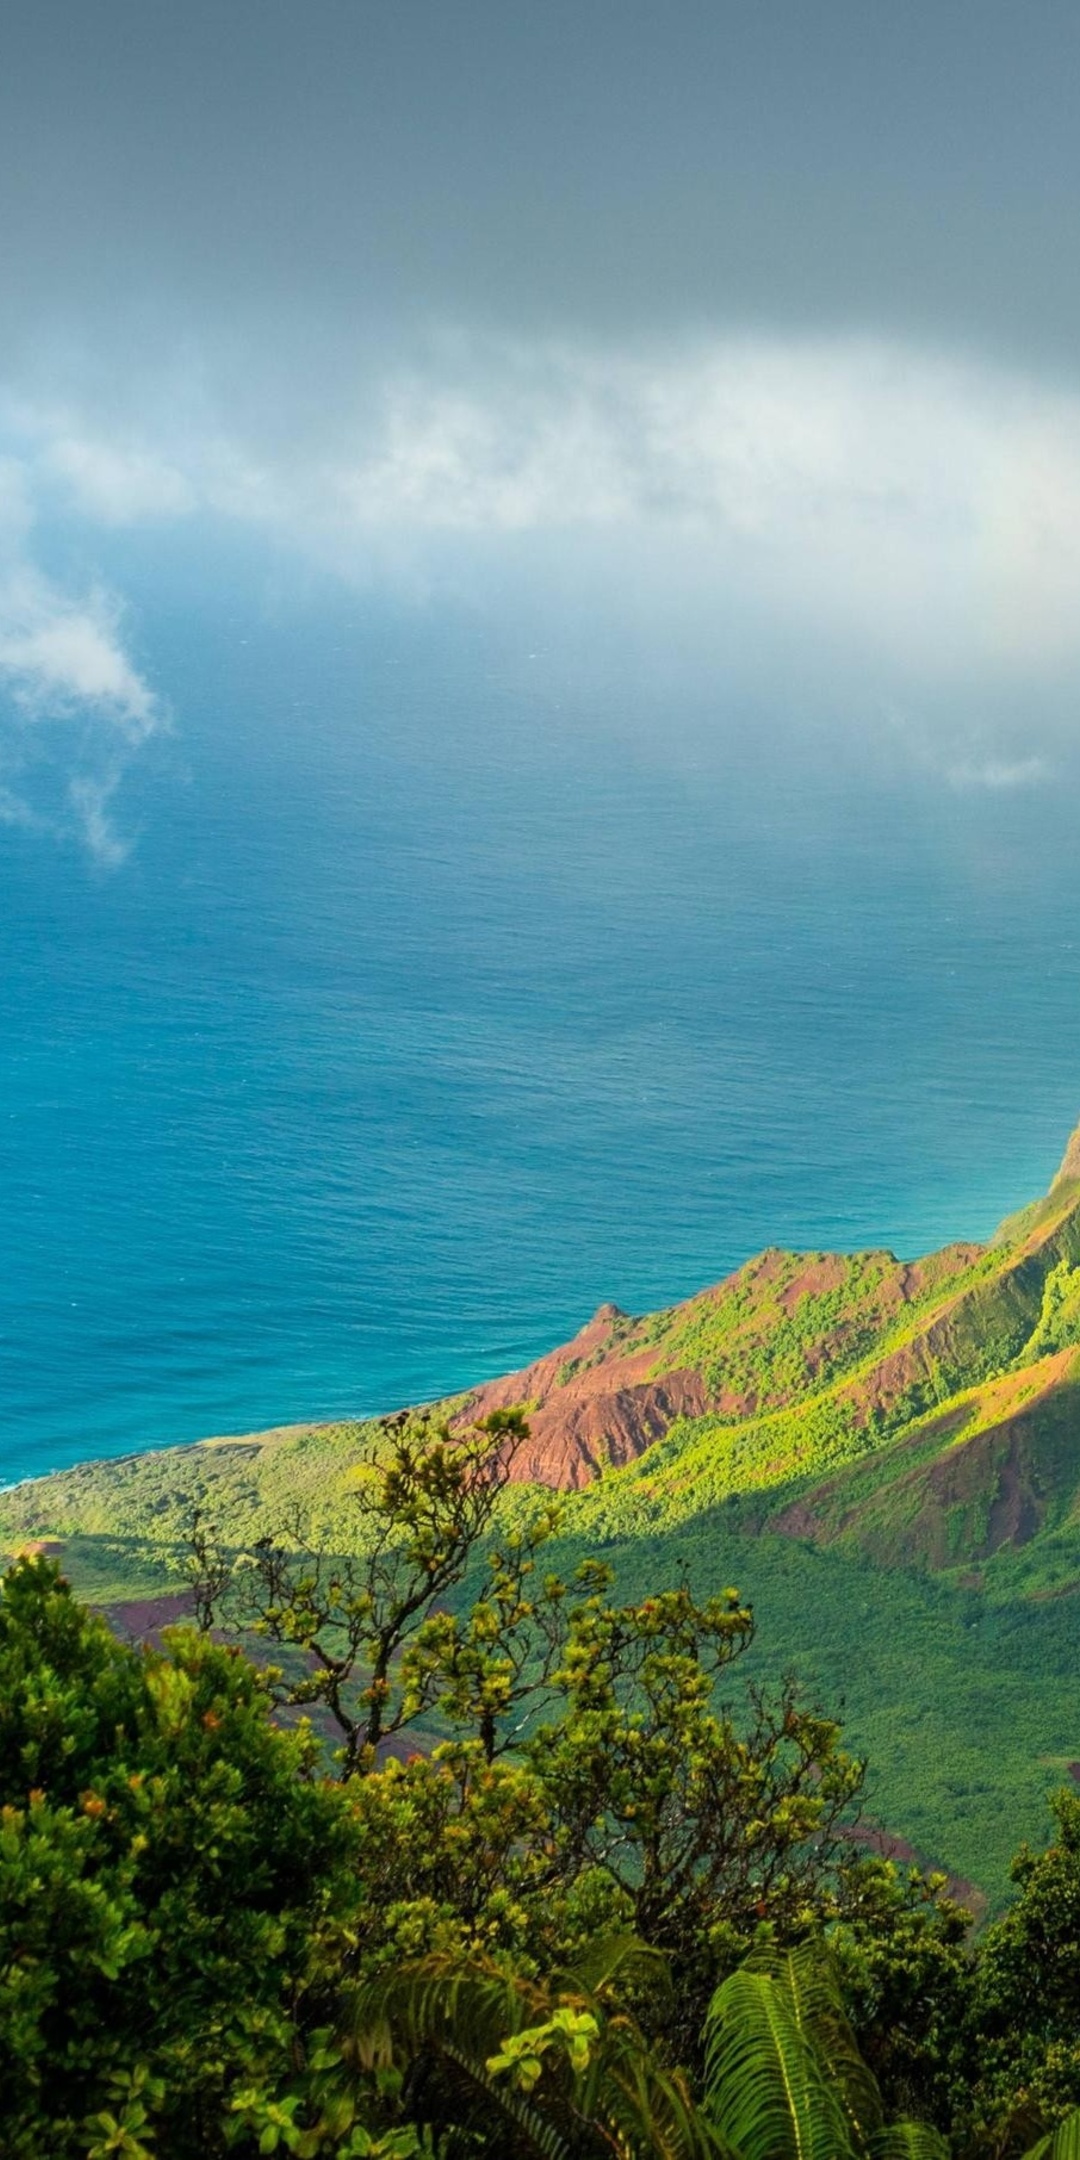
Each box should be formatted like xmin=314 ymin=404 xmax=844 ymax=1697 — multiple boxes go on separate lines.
xmin=7 ymin=1124 xmax=1080 ymax=1906
xmin=5 ymin=1492 xmax=1076 ymax=1911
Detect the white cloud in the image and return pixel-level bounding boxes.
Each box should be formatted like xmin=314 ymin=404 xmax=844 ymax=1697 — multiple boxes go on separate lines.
xmin=338 ymin=369 xmax=639 ymax=533
xmin=0 ymin=570 xmax=157 ymax=738
xmin=44 ymin=434 xmax=196 ymax=524
xmin=0 ymin=476 xmax=162 ymax=860
xmin=0 ymin=456 xmax=35 ymax=544
xmin=9 ymin=326 xmax=1080 ymax=855
xmin=18 ymin=333 xmax=1080 ymax=685
xmin=66 ymin=773 xmax=132 ymax=867
xmin=306 ymin=338 xmax=1080 ymax=678
xmin=126 ymin=333 xmax=1067 ymax=684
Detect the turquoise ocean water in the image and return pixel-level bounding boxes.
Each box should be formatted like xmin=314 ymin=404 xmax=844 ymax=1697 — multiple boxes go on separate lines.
xmin=4 ymin=559 xmax=1080 ymax=1485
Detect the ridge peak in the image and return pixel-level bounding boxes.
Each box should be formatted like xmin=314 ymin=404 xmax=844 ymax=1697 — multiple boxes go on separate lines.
xmin=1051 ymin=1118 xmax=1080 ymax=1190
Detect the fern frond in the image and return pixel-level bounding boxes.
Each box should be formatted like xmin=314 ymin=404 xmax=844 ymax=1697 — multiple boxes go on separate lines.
xmin=759 ymin=1943 xmax=884 ymax=2147
xmin=347 ymin=1944 xmax=718 ymax=2160
xmin=703 ymin=1962 xmax=853 ymax=2160
xmin=433 ymin=2044 xmax=576 ymax=2160
xmin=349 ymin=1957 xmax=542 ymax=2069
xmin=599 ymin=2038 xmax=731 ymax=2160
xmin=564 ymin=1932 xmax=671 ymax=2004
xmin=869 ymin=2121 xmax=950 ymax=2160
xmin=1021 ymin=2112 xmax=1080 ymax=2160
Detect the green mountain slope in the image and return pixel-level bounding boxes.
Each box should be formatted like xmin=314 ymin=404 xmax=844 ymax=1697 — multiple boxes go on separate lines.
xmin=7 ymin=1122 xmax=1080 ymax=1905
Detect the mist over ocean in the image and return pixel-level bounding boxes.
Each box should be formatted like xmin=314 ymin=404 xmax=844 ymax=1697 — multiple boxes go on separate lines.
xmin=4 ymin=555 xmax=1080 ymax=1487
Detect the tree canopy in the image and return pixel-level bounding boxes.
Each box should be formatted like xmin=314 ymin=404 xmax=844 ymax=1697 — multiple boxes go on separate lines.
xmin=2 ymin=1408 xmax=1080 ymax=2157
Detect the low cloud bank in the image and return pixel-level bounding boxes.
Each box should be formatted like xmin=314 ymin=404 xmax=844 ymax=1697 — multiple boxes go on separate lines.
xmin=5 ymin=328 xmax=1080 ymax=854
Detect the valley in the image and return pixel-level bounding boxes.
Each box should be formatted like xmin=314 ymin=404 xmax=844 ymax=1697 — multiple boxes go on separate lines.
xmin=8 ymin=1122 xmax=1080 ymax=1906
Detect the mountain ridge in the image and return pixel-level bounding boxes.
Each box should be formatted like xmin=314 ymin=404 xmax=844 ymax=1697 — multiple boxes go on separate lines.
xmin=447 ymin=1124 xmax=1080 ymax=1586
xmin=7 ymin=1119 xmax=1080 ymax=1585
xmin=6 ymin=1121 xmax=1080 ymax=1906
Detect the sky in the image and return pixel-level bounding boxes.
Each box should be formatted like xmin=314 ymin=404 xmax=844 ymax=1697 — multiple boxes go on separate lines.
xmin=5 ymin=0 xmax=1080 ymax=855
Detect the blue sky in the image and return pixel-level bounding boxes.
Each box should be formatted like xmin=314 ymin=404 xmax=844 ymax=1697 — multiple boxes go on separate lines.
xmin=4 ymin=0 xmax=1080 ymax=857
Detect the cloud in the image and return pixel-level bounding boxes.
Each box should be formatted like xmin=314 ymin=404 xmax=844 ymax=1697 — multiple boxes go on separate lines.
xmin=0 ymin=456 xmax=162 ymax=860
xmin=7 ymin=326 xmax=1080 ymax=853
xmin=44 ymin=434 xmax=197 ymax=524
xmin=946 ymin=755 xmax=1048 ymax=791
xmin=0 ymin=569 xmax=157 ymax=737
xmin=19 ymin=334 xmax=1080 ymax=682
xmin=30 ymin=331 xmax=1067 ymax=686
xmin=313 ymin=336 xmax=1080 ymax=678
xmin=66 ymin=773 xmax=133 ymax=868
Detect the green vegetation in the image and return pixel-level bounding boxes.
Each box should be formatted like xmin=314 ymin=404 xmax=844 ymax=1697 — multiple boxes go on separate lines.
xmin=0 ymin=1418 xmax=864 ymax=2159
xmin=0 ymin=1556 xmax=366 ymax=2159
xmin=1019 ymin=1258 xmax=1080 ymax=1362
xmin=9 ymin=1414 xmax=1080 ymax=2160
xmin=349 ymin=1939 xmax=953 ymax=2160
xmin=7 ymin=1130 xmax=1080 ymax=1909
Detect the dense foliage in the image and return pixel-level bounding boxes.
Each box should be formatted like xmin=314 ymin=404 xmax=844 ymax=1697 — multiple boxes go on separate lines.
xmin=4 ymin=1410 xmax=1080 ymax=2157
xmin=0 ymin=1555 xmax=368 ymax=2157
xmin=7 ymin=1139 xmax=1080 ymax=1912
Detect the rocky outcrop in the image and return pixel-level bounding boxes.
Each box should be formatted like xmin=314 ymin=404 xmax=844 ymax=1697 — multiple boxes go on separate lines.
xmin=458 ymin=1304 xmax=707 ymax=1487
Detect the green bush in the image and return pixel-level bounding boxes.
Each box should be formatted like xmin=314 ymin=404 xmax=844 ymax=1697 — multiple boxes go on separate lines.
xmin=0 ymin=1556 xmax=366 ymax=2158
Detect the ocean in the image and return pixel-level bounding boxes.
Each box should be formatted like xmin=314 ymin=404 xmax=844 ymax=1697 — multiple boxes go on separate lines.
xmin=4 ymin=552 xmax=1080 ymax=1484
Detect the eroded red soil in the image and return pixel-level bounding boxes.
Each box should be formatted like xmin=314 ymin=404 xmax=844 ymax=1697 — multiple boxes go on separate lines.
xmin=460 ymin=1303 xmax=707 ymax=1486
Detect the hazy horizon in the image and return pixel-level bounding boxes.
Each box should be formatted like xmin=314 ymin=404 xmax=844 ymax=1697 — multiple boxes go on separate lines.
xmin=4 ymin=2 xmax=1080 ymax=858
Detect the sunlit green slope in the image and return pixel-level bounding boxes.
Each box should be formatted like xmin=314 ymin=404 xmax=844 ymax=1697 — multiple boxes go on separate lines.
xmin=6 ymin=1122 xmax=1080 ymax=1904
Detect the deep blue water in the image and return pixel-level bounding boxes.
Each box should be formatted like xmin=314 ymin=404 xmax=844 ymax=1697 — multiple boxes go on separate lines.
xmin=4 ymin=553 xmax=1080 ymax=1484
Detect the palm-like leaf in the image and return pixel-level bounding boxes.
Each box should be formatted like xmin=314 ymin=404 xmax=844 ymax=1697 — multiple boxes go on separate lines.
xmin=703 ymin=1959 xmax=852 ymax=2160
xmin=350 ymin=1960 xmax=538 ymax=2071
xmin=752 ymin=1944 xmax=884 ymax=2150
xmin=585 ymin=2022 xmax=728 ymax=2160
xmin=351 ymin=1961 xmax=571 ymax=2158
xmin=567 ymin=1931 xmax=671 ymax=2002
xmin=348 ymin=1940 xmax=724 ymax=2160
xmin=703 ymin=1944 xmax=947 ymax=2160
xmin=868 ymin=2126 xmax=949 ymax=2160
xmin=1022 ymin=2108 xmax=1080 ymax=2160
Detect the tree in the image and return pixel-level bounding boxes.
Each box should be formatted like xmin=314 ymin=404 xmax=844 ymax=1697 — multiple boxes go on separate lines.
xmin=963 ymin=1789 xmax=1080 ymax=2149
xmin=523 ymin=1569 xmax=862 ymax=2058
xmin=0 ymin=1410 xmax=876 ymax=2154
xmin=829 ymin=1856 xmax=972 ymax=2129
xmin=190 ymin=1407 xmax=864 ymax=2057
xmin=0 ymin=1556 xmax=368 ymax=2159
xmin=190 ymin=1408 xmax=538 ymax=1774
